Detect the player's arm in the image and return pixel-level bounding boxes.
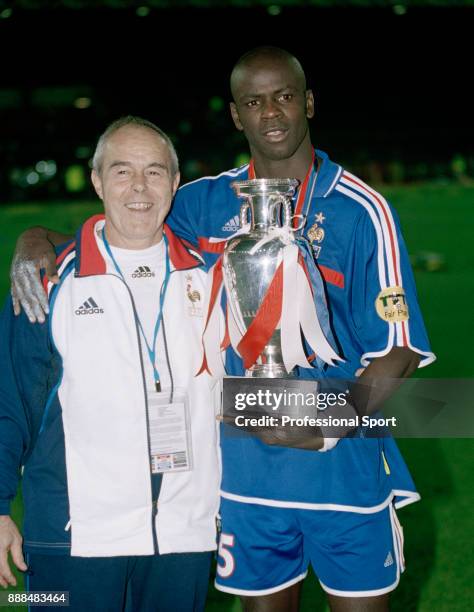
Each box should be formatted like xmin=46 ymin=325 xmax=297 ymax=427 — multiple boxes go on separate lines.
xmin=352 ymin=345 xmax=420 ymax=413
xmin=10 ymin=226 xmax=72 ymax=323
xmin=166 ymin=183 xmax=203 ymax=248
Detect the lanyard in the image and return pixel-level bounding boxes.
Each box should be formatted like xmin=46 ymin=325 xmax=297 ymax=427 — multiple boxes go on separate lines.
xmin=248 ymin=148 xmax=318 ymax=232
xmin=102 ymin=229 xmax=171 ymax=392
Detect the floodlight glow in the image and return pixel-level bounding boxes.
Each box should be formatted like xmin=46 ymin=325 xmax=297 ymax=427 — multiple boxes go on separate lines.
xmin=26 ymin=172 xmax=40 ymax=186
xmin=74 ymin=97 xmax=91 ymax=109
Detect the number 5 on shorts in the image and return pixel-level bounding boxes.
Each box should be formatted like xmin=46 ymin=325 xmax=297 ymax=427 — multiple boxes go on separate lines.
xmin=217 ymin=533 xmax=235 ymax=578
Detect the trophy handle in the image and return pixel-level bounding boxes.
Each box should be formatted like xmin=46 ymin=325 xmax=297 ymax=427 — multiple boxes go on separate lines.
xmin=240 ymin=202 xmax=250 ymax=228
xmin=266 ymin=195 xmax=292 ymax=229
xmin=281 ymin=196 xmax=292 ymax=228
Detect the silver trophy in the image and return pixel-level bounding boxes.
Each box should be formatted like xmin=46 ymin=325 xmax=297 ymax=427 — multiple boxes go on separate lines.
xmin=223 ymin=178 xmax=298 ymax=378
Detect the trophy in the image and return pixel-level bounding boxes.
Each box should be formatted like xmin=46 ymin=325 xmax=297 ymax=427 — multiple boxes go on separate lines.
xmin=199 ymin=178 xmax=341 ymax=424
xmin=223 ymin=179 xmax=298 ymax=378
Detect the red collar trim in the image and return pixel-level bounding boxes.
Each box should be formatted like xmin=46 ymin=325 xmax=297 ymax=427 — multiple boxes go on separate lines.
xmin=76 ymin=215 xmax=201 ymax=276
xmin=77 ymin=214 xmax=107 ymax=276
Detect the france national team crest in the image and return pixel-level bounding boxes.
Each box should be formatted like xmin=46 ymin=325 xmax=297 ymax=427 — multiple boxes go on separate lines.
xmin=307 ymin=211 xmax=326 ymax=259
xmin=186 ymin=274 xmax=203 ymax=317
xmin=375 ymin=286 xmax=409 ymax=322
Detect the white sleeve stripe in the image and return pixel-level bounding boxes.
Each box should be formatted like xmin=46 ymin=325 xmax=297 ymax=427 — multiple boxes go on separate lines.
xmin=339 ymin=173 xmax=409 ymax=347
xmin=335 ymin=184 xmax=388 ymax=289
xmin=340 ymin=172 xmax=403 ymax=288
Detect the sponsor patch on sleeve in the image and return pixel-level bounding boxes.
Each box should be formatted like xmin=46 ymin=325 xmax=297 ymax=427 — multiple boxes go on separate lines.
xmin=375 ymin=286 xmax=409 ymax=322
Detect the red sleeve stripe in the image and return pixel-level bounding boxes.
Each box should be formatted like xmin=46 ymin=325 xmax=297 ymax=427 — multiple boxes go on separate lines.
xmin=319 ymin=265 xmax=345 ymax=289
xmin=198 ymin=237 xmax=226 ymax=254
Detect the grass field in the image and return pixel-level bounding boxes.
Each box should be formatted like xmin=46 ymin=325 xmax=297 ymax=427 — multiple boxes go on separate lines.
xmin=0 ymin=182 xmax=473 ymax=610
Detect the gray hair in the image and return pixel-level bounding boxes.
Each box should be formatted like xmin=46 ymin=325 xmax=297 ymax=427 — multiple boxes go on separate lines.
xmin=92 ymin=115 xmax=179 ymax=176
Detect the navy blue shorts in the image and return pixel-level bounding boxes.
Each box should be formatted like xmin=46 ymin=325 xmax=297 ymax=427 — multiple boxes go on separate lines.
xmin=215 ymin=497 xmax=405 ymax=597
xmin=26 ymin=551 xmax=212 ymax=611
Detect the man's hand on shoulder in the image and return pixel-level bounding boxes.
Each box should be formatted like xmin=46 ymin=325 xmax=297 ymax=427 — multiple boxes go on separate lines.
xmin=10 ymin=226 xmax=60 ymax=324
xmin=0 ymin=516 xmax=27 ymax=588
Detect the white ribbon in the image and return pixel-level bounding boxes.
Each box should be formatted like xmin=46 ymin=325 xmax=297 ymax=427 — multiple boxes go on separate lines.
xmin=281 ymin=244 xmax=312 ymax=372
xmin=249 ymin=225 xmax=295 ymax=255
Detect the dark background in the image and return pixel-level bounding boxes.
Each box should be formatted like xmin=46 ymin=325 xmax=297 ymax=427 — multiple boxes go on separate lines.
xmin=0 ymin=2 xmax=473 ymax=199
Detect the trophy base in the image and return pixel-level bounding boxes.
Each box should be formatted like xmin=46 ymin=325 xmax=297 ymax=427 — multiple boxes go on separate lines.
xmin=245 ymin=364 xmax=295 ymax=379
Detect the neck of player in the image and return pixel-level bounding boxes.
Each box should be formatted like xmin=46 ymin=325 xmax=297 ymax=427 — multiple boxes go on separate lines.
xmin=252 ymin=138 xmax=314 ymax=184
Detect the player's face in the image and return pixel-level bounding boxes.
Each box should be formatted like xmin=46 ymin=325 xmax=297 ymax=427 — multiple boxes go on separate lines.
xmin=230 ymin=57 xmax=314 ymax=162
xmin=91 ymin=125 xmax=179 ymax=249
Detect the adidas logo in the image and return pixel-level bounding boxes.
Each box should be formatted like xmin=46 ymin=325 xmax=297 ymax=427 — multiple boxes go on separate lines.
xmin=384 ymin=551 xmax=394 ymax=567
xmin=75 ymin=297 xmax=104 ymax=316
xmin=132 ymin=266 xmax=155 ymax=278
xmin=222 ymin=215 xmax=240 ymax=232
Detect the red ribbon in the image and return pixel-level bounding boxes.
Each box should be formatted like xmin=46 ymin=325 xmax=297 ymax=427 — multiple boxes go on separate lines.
xmin=197 ymin=259 xmax=224 ymax=375
xmin=237 ymin=262 xmax=284 ymax=369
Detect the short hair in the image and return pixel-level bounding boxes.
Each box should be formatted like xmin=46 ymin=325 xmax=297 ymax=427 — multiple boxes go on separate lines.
xmin=92 ymin=115 xmax=179 ymax=176
xmin=230 ymin=46 xmax=307 ymax=97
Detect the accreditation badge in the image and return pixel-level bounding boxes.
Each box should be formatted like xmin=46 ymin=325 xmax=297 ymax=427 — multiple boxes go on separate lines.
xmin=147 ymin=389 xmax=193 ymax=473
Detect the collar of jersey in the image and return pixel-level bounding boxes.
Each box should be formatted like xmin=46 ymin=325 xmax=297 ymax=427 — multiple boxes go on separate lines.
xmin=247 ymin=148 xmax=342 ymax=199
xmin=312 ymin=149 xmax=343 ymax=198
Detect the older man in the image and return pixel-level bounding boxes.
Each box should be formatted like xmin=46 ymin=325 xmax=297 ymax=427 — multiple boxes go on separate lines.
xmin=0 ymin=117 xmax=220 ymax=611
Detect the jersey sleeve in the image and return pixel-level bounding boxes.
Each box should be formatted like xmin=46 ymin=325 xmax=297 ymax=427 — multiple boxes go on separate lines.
xmin=167 ymin=182 xmax=204 ymax=248
xmin=350 ymin=204 xmax=436 ymax=368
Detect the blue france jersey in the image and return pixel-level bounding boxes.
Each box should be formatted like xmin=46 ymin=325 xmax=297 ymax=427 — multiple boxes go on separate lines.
xmin=168 ymin=150 xmax=435 ymax=510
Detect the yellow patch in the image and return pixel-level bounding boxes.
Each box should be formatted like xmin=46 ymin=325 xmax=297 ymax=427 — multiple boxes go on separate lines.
xmin=375 ymin=286 xmax=409 ymax=322
xmin=382 ymin=451 xmax=391 ymax=475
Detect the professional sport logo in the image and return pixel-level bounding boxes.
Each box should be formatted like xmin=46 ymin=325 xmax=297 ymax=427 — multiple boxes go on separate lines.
xmin=131 ymin=266 xmax=155 ymax=278
xmin=75 ymin=297 xmax=104 ymax=316
xmin=375 ymin=286 xmax=409 ymax=322
xmin=185 ymin=274 xmax=203 ymax=317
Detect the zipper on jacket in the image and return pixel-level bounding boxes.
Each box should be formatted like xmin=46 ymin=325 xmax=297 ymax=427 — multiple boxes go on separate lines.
xmin=96 ymin=272 xmax=161 ymax=554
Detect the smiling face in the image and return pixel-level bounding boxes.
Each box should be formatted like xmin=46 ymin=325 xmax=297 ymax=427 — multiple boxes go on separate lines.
xmin=91 ymin=125 xmax=180 ymax=249
xmin=230 ymin=54 xmax=314 ymax=165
